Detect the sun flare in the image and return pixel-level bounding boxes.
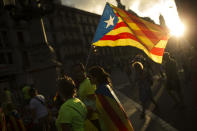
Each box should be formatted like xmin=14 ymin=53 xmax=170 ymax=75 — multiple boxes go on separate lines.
xmin=129 ymin=0 xmax=185 ymax=38
xmin=169 ymin=22 xmax=185 ymax=37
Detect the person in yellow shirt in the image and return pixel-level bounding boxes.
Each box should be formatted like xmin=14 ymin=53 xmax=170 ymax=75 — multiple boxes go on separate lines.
xmin=22 ymin=84 xmax=31 ymax=105
xmin=72 ymin=63 xmax=100 ymax=131
xmin=56 ymin=76 xmax=87 ymax=131
xmin=4 ymin=87 xmax=12 ymax=104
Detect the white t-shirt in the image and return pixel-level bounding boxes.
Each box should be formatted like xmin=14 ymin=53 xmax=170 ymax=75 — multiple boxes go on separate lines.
xmin=29 ymin=94 xmax=48 ymax=123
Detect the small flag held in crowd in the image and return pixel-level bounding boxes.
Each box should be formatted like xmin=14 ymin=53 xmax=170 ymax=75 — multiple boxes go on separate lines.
xmin=92 ymin=3 xmax=169 ymax=63
xmin=95 ymin=84 xmax=134 ymax=131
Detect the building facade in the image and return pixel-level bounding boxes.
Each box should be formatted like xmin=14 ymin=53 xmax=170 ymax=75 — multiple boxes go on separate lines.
xmin=0 ymin=1 xmax=138 ymax=96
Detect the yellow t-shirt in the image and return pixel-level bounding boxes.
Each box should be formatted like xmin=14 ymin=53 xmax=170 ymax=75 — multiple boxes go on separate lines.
xmin=22 ymin=86 xmax=31 ymax=100
xmin=78 ymin=78 xmax=99 ymax=131
xmin=5 ymin=90 xmax=12 ymax=103
xmin=56 ymin=98 xmax=87 ymax=131
xmin=78 ymin=78 xmax=96 ymax=101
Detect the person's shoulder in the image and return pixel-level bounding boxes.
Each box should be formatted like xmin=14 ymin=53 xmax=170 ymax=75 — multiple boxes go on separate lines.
xmin=80 ymin=78 xmax=92 ymax=87
xmin=67 ymin=98 xmax=82 ymax=105
xmin=29 ymin=98 xmax=37 ymax=105
xmin=82 ymin=78 xmax=91 ymax=84
xmin=69 ymin=98 xmax=86 ymax=107
xmin=36 ymin=94 xmax=45 ymax=99
xmin=60 ymin=98 xmax=83 ymax=109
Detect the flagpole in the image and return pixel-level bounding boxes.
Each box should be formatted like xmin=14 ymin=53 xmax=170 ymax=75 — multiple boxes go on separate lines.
xmin=85 ymin=1 xmax=108 ymax=70
xmin=85 ymin=45 xmax=93 ymax=70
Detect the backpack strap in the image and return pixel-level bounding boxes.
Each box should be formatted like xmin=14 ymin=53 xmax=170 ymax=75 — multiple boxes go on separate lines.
xmin=34 ymin=96 xmax=45 ymax=106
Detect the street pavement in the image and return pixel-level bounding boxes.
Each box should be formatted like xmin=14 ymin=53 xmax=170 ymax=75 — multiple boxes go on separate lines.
xmin=110 ymin=67 xmax=196 ymax=131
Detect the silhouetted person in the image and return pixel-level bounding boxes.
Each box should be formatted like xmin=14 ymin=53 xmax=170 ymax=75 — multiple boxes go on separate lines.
xmin=88 ymin=66 xmax=134 ymax=131
xmin=56 ymin=76 xmax=87 ymax=131
xmin=71 ymin=63 xmax=99 ymax=131
xmin=29 ymin=88 xmax=49 ymax=131
xmin=22 ymin=84 xmax=31 ymax=105
xmin=132 ymin=61 xmax=157 ymax=118
xmin=163 ymin=52 xmax=184 ymax=107
xmin=4 ymin=87 xmax=12 ymax=104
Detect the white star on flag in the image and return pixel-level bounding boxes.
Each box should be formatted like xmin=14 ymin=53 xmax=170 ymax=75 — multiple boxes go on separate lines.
xmin=104 ymin=15 xmax=115 ymax=28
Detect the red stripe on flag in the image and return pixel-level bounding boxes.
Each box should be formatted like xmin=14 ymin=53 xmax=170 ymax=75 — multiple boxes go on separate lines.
xmin=114 ymin=22 xmax=128 ymax=29
xmin=123 ymin=10 xmax=160 ymax=45
xmin=16 ymin=120 xmax=23 ymax=131
xmin=100 ymin=32 xmax=138 ymax=41
xmin=97 ymin=94 xmax=128 ymax=131
xmin=115 ymin=13 xmax=120 ymax=17
xmin=161 ymin=36 xmax=168 ymax=40
xmin=150 ymin=47 xmax=165 ymax=56
xmin=101 ymin=32 xmax=150 ymax=51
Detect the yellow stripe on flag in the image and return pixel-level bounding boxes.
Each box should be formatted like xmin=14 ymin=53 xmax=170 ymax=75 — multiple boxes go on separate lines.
xmin=154 ymin=39 xmax=168 ymax=48
xmin=93 ymin=38 xmax=165 ymax=63
xmin=107 ymin=27 xmax=134 ymax=35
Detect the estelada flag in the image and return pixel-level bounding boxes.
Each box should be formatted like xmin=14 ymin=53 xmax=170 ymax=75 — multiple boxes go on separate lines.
xmin=95 ymin=84 xmax=134 ymax=131
xmin=92 ymin=3 xmax=169 ymax=63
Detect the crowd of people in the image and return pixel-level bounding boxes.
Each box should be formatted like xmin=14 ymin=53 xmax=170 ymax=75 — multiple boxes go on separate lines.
xmin=0 ymin=52 xmax=188 ymax=131
xmin=0 ymin=63 xmax=134 ymax=131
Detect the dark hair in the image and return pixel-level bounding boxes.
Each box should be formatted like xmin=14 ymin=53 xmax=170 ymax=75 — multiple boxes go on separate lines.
xmin=163 ymin=52 xmax=171 ymax=61
xmin=57 ymin=75 xmax=76 ymax=98
xmin=73 ymin=63 xmax=85 ymax=72
xmin=88 ymin=66 xmax=111 ymax=86
xmin=29 ymin=88 xmax=37 ymax=97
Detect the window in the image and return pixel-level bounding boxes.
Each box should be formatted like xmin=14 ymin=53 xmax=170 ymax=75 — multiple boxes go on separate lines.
xmin=17 ymin=32 xmax=24 ymax=43
xmin=88 ymin=36 xmax=92 ymax=43
xmin=79 ymin=25 xmax=83 ymax=33
xmin=76 ymin=15 xmax=81 ymax=23
xmin=85 ymin=26 xmax=89 ymax=33
xmin=22 ymin=51 xmax=30 ymax=67
xmin=53 ymin=33 xmax=56 ymax=42
xmin=1 ymin=31 xmax=7 ymax=42
xmin=0 ymin=53 xmax=6 ymax=64
xmin=88 ymin=18 xmax=93 ymax=24
xmin=83 ymin=16 xmax=87 ymax=23
xmin=91 ymin=26 xmax=95 ymax=33
xmin=7 ymin=52 xmax=13 ymax=64
xmin=73 ymin=32 xmax=78 ymax=40
xmin=94 ymin=19 xmax=99 ymax=25
xmin=0 ymin=37 xmax=3 ymax=48
xmin=1 ymin=31 xmax=9 ymax=47
xmin=49 ymin=19 xmax=54 ymax=29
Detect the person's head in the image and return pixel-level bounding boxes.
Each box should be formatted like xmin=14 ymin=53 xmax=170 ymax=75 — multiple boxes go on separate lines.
xmin=29 ymin=88 xmax=38 ymax=97
xmin=163 ymin=52 xmax=171 ymax=61
xmin=57 ymin=75 xmax=77 ymax=100
xmin=134 ymin=54 xmax=145 ymax=61
xmin=71 ymin=63 xmax=86 ymax=84
xmin=88 ymin=66 xmax=111 ymax=86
